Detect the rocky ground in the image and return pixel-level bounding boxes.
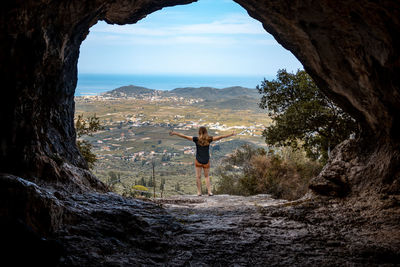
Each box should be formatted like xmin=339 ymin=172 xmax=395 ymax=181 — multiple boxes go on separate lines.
xmin=158 ymin=194 xmax=400 ymax=266
xmin=3 ymin=174 xmax=399 ymax=266
xmin=53 ymin=191 xmax=400 ymax=266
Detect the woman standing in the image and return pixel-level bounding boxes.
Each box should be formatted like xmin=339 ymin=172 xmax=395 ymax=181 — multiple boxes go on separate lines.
xmin=169 ymin=126 xmax=236 ymax=196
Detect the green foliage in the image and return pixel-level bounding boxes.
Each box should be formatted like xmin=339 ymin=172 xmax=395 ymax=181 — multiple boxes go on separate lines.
xmin=257 ymin=69 xmax=358 ymax=163
xmin=161 ymin=154 xmax=171 ymax=162
xmin=77 ymin=140 xmax=97 ymax=169
xmin=106 ymin=171 xmax=121 ymax=190
xmin=75 ymin=114 xmax=103 ymax=138
xmin=75 ymin=114 xmax=103 ymax=169
xmin=215 ymin=145 xmax=322 ymax=200
xmin=107 ymin=171 xmax=120 ymax=182
xmin=147 ymin=176 xmax=154 ymax=187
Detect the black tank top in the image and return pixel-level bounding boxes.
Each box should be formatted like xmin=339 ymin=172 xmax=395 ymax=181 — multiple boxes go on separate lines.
xmin=193 ymin=136 xmax=213 ymax=164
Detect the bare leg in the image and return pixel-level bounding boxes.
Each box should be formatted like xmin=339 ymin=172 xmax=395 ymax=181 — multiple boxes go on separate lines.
xmin=195 ymin=167 xmax=202 ymax=195
xmin=204 ymin=168 xmax=212 ymax=195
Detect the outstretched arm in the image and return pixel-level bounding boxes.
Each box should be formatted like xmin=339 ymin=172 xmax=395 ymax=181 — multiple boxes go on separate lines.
xmin=213 ymin=131 xmax=236 ymax=141
xmin=169 ymin=131 xmax=193 ymax=141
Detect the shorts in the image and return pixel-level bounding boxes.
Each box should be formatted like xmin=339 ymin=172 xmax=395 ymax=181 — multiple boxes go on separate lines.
xmin=195 ymin=159 xmax=210 ymax=169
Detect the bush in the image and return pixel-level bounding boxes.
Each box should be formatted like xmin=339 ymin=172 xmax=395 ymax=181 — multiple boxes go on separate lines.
xmin=122 ymin=184 xmax=151 ymax=198
xmin=132 ymin=184 xmax=149 ymax=192
xmin=105 ymin=171 xmax=121 ymax=191
xmin=76 ymin=140 xmax=97 ymax=169
xmin=215 ymin=145 xmax=322 ymax=200
xmin=75 ymin=114 xmax=103 ymax=169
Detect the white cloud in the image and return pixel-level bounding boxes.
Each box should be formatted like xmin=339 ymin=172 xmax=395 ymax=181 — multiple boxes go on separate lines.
xmin=172 ymin=21 xmax=265 ymax=35
xmin=78 ymin=6 xmax=302 ymax=76
xmin=92 ymin=14 xmax=267 ymax=37
xmin=91 ymin=24 xmax=167 ymax=36
xmin=86 ymin=18 xmax=277 ymax=47
xmin=85 ymin=33 xmax=278 ymax=47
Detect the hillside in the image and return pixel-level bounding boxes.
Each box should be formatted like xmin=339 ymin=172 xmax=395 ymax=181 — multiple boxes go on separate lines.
xmin=102 ymin=85 xmax=162 ymax=98
xmin=168 ymin=86 xmax=259 ymax=100
xmin=199 ymin=96 xmax=261 ymax=111
xmin=75 ymin=86 xmax=270 ymax=197
xmin=102 ymin=85 xmax=259 ymax=101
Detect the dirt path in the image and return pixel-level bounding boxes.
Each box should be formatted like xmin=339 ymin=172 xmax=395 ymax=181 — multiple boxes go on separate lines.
xmin=158 ymin=194 xmax=400 ymax=266
xmin=56 ymin=192 xmax=400 ymax=266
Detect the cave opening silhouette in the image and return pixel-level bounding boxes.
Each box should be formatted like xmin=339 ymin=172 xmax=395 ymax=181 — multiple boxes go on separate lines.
xmin=1 ymin=0 xmax=400 ymax=265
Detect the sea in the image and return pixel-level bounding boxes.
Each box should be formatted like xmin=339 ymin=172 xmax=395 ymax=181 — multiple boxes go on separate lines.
xmin=75 ymin=74 xmax=272 ymax=96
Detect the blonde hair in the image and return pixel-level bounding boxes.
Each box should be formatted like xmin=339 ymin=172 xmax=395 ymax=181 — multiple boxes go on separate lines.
xmin=198 ymin=126 xmax=212 ymax=146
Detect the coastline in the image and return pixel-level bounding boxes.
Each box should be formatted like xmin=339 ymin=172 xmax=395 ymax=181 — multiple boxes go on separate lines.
xmin=76 ymin=73 xmax=271 ymax=96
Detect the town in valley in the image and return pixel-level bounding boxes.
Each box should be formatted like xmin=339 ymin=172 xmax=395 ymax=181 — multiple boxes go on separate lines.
xmin=75 ymin=85 xmax=271 ymax=196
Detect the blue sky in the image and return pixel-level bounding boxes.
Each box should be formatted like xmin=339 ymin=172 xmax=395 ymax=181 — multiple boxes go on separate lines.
xmin=78 ymin=0 xmax=303 ymax=76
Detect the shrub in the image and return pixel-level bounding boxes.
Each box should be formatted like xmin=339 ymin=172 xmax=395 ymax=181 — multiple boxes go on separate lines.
xmin=122 ymin=184 xmax=151 ymax=198
xmin=215 ymin=145 xmax=322 ymax=200
xmin=132 ymin=184 xmax=149 ymax=192
xmin=76 ymin=140 xmax=97 ymax=169
xmin=75 ymin=114 xmax=103 ymax=169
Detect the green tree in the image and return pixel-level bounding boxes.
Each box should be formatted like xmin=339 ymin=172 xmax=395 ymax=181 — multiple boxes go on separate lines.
xmin=140 ymin=177 xmax=146 ymax=186
xmin=75 ymin=114 xmax=103 ymax=169
xmin=257 ymin=69 xmax=358 ymax=163
xmin=162 ymin=154 xmax=171 ymax=162
xmin=159 ymin=178 xmax=165 ymax=198
xmin=147 ymin=176 xmax=154 ymax=187
xmin=160 ymin=178 xmax=166 ymax=191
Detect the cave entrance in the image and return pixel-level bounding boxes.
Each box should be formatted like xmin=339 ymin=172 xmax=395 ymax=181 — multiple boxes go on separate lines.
xmin=75 ymin=0 xmax=304 ymax=198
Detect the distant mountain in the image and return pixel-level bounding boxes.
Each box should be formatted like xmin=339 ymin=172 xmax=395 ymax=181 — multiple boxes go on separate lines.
xmin=168 ymin=87 xmax=218 ymax=99
xmin=168 ymin=86 xmax=259 ymax=100
xmin=101 ymin=85 xmax=162 ymax=98
xmin=219 ymin=86 xmax=259 ymax=98
xmin=102 ymin=85 xmax=259 ymax=100
xmin=201 ymin=97 xmax=260 ymax=110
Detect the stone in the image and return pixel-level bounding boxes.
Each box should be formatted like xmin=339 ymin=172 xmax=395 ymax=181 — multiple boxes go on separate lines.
xmin=0 ymin=174 xmax=64 ymax=235
xmin=1 ymin=173 xmax=399 ymax=265
xmin=232 ymin=0 xmax=400 ymax=196
xmin=309 ymin=140 xmax=358 ymax=196
xmin=1 ymin=218 xmax=64 ymax=267
xmin=0 ymin=174 xmax=65 ymax=266
xmin=55 ymin=194 xmax=400 ymax=266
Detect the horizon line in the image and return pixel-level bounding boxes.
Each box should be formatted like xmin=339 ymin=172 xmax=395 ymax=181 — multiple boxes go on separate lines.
xmin=78 ymin=72 xmax=276 ymax=78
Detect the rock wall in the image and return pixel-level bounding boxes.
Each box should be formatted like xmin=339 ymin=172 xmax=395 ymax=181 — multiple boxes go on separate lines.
xmin=236 ymin=0 xmax=400 ymax=138
xmin=233 ymin=0 xmax=400 ymax=196
xmin=0 ymin=0 xmax=399 ymax=195
xmin=0 ymin=0 xmax=195 ymax=189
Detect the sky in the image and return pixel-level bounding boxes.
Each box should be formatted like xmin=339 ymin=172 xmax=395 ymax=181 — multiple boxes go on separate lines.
xmin=78 ymin=0 xmax=303 ymax=76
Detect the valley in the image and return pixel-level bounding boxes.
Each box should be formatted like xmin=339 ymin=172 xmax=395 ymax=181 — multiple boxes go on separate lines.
xmin=75 ymin=85 xmax=272 ymax=197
